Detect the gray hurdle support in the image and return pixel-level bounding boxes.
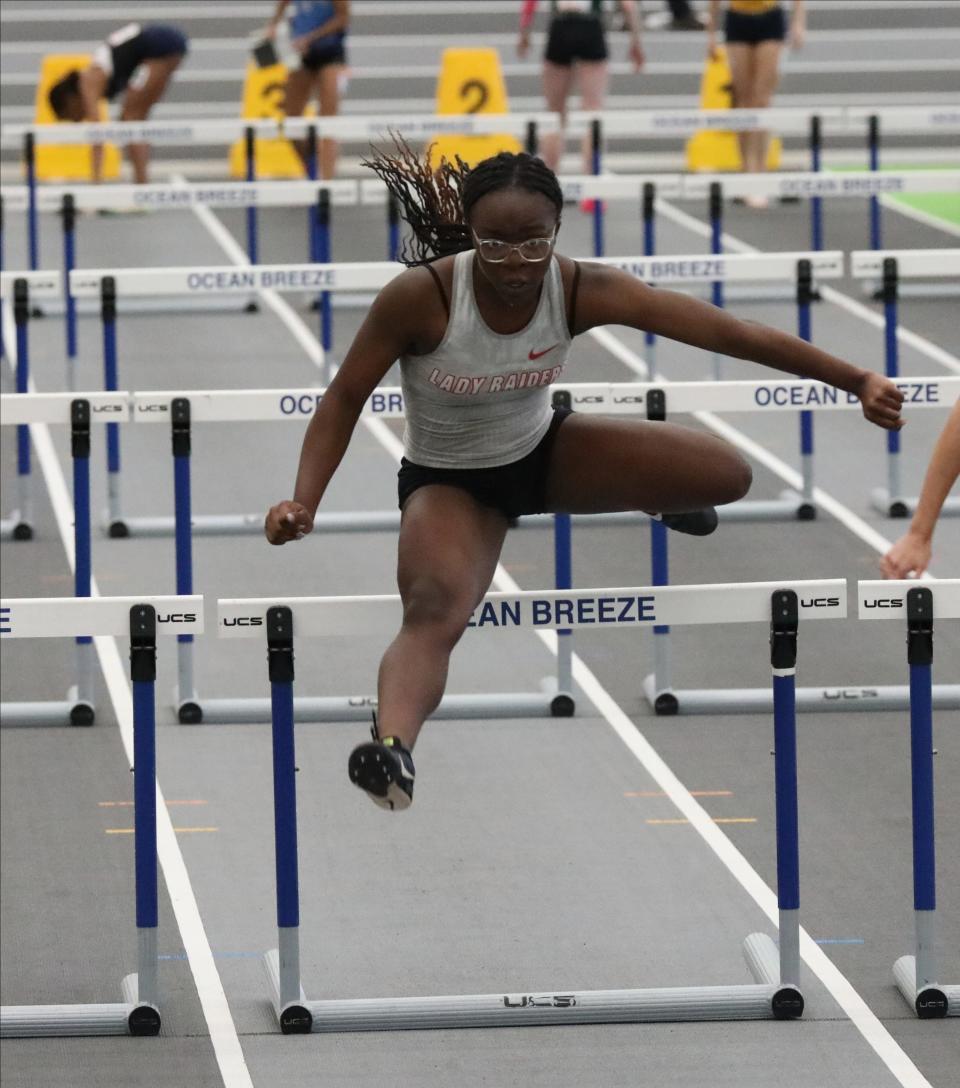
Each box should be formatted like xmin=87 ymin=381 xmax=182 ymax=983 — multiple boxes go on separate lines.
xmin=0 ymin=271 xmax=65 ymax=539
xmin=218 ymin=579 xmax=845 ymax=1032
xmin=0 ymin=594 xmax=202 ymax=1038
xmin=858 ymin=580 xmax=960 ymax=1019
xmin=0 ymin=391 xmax=131 ymax=725
xmin=849 ymin=249 xmax=960 ymax=520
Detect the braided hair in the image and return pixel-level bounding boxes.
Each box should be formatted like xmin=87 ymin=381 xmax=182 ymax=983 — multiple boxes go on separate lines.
xmin=362 ymin=137 xmax=564 ymax=267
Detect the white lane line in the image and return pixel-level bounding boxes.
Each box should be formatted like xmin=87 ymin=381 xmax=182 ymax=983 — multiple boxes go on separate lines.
xmin=654 ymin=197 xmax=960 ymax=376
xmin=189 ymin=193 xmax=932 ymax=1088
xmin=1 ymin=313 xmax=253 ymax=1088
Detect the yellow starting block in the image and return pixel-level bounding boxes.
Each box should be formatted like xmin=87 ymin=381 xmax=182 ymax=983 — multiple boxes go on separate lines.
xmin=228 ymin=63 xmax=315 ymax=179
xmin=685 ymin=47 xmax=781 ymax=171
xmin=428 ymin=48 xmax=521 ymax=170
xmin=33 ymin=55 xmax=121 ymax=181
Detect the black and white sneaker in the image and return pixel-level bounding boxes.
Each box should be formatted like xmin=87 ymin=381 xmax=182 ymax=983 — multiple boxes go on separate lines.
xmin=657 ymin=507 xmax=719 ymax=537
xmin=348 ymin=716 xmax=415 ymax=811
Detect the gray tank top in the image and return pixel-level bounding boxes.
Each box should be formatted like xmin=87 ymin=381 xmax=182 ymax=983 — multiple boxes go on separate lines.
xmin=399 ymin=251 xmax=572 ymax=469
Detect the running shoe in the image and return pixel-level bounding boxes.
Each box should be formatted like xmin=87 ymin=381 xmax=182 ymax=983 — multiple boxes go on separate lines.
xmin=348 ymin=715 xmax=416 ymax=811
xmin=658 ymin=507 xmax=719 ymax=536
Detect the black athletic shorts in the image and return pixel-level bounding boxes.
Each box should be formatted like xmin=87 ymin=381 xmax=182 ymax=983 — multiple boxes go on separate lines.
xmin=544 ymin=13 xmax=608 ymax=66
xmin=397 ymin=407 xmax=574 ymax=520
xmin=723 ymin=6 xmax=786 ymax=44
xmin=301 ymin=41 xmax=346 ymax=71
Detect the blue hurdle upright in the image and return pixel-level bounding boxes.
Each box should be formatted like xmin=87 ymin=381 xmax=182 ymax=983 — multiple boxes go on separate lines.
xmin=858 ymin=581 xmax=960 ymax=1019
xmin=0 ymin=595 xmax=202 ymax=1037
xmin=215 ymin=580 xmax=850 ymax=1032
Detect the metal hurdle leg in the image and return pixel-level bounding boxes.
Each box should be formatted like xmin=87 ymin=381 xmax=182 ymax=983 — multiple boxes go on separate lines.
xmin=892 ymin=588 xmax=959 ymax=1018
xmin=0 ymin=400 xmax=96 ymax=725
xmin=260 ymin=590 xmax=805 ymax=1033
xmin=1 ymin=279 xmax=35 ymax=541
xmin=170 ymin=399 xmax=202 ymax=723
xmin=0 ymin=605 xmax=162 ymax=1036
xmin=62 ymin=194 xmax=78 ymax=390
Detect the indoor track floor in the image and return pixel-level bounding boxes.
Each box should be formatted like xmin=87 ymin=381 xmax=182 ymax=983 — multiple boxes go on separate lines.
xmin=2 ymin=3 xmax=959 ymax=1082
xmin=2 ymin=166 xmax=957 ymax=1088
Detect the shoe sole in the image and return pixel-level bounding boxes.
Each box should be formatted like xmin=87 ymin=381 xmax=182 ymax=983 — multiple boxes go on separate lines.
xmin=348 ymin=742 xmax=414 ymax=811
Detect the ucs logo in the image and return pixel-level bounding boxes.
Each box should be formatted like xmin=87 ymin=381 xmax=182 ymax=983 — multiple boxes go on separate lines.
xmin=157 ymin=613 xmax=197 ymax=623
xmin=801 ymin=597 xmax=840 ymax=608
xmin=863 ymin=599 xmax=903 ymax=609
xmin=222 ymin=616 xmax=264 ymax=627
xmin=503 ymin=994 xmax=577 ymax=1009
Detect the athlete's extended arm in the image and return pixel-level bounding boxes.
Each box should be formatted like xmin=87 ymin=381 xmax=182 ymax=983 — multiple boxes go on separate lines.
xmin=264 ymin=272 xmax=422 ymax=544
xmin=881 ymin=397 xmax=960 ymax=578
xmin=572 ymin=261 xmax=904 ymax=431
xmin=79 ymin=66 xmax=108 ymax=181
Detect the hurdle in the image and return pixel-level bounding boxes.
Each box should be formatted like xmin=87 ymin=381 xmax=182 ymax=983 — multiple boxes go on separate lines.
xmin=849 ymin=249 xmax=960 ymax=519
xmin=0 ymin=594 xmax=202 ymax=1037
xmin=0 ymin=391 xmax=131 ymax=723
xmin=857 ymin=580 xmax=960 ymax=1019
xmin=219 ymin=579 xmax=844 ymax=1031
xmin=0 ymin=272 xmax=63 ymax=539
xmin=69 ymin=250 xmax=842 ymax=534
xmin=0 ymin=179 xmax=362 ymax=343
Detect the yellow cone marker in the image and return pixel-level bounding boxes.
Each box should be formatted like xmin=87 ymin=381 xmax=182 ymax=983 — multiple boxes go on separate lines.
xmin=429 ymin=48 xmax=521 ymax=170
xmin=685 ymin=47 xmax=781 ymax=172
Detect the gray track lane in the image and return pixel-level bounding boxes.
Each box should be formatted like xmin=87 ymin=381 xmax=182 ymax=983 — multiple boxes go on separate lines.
xmin=3 ymin=172 xmax=957 ymax=1088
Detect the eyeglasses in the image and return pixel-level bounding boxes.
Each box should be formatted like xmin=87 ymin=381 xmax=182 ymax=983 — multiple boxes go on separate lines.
xmin=471 ymin=230 xmax=557 ymax=263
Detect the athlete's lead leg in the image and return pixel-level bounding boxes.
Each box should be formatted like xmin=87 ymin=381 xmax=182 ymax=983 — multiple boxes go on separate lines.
xmin=544 ymin=415 xmax=752 ymax=513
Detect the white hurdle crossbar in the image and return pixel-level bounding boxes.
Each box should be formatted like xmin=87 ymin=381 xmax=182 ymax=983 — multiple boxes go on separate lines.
xmin=0 ymin=595 xmax=202 ymax=1038
xmin=858 ymin=581 xmax=960 ymax=1019
xmin=221 ymin=580 xmax=844 ymax=1032
xmin=849 ymin=249 xmax=960 ymax=519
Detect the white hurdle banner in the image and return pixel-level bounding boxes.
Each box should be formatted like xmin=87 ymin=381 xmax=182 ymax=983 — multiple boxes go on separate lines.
xmin=682 ymin=170 xmax=960 ymax=201
xmin=0 ymin=269 xmax=62 ymax=300
xmin=218 ymin=581 xmax=847 ymax=637
xmin=3 ymin=170 xmax=955 ymax=214
xmin=119 ymin=377 xmax=960 ymax=423
xmin=849 ymin=249 xmax=960 ymax=280
xmin=0 ymin=596 xmax=203 ymax=639
xmin=857 ymin=580 xmax=960 ymax=620
xmin=64 ymin=251 xmax=843 ymax=300
xmin=0 ymin=179 xmax=361 ymax=213
xmin=5 ymin=105 xmax=960 ymax=149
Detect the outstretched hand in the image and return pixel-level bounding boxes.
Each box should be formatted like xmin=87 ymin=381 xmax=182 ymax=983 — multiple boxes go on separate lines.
xmin=880 ymin=531 xmax=931 ymax=579
xmin=857 ymin=372 xmax=904 ymax=431
xmin=265 ymin=500 xmax=314 ymax=545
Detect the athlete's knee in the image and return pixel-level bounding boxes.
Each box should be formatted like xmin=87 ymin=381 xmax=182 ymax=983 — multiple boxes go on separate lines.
xmin=400 ymin=575 xmax=477 ymax=643
xmin=718 ymin=448 xmax=753 ymax=503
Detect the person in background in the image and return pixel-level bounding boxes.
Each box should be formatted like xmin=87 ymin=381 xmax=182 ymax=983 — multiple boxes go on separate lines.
xmin=517 ymin=1 xmax=644 ymax=185
xmin=263 ymin=0 xmax=350 ymax=179
xmin=881 ymin=397 xmax=960 ymax=579
xmin=705 ymin=0 xmax=806 ymax=207
xmin=47 ymin=23 xmax=188 ymax=184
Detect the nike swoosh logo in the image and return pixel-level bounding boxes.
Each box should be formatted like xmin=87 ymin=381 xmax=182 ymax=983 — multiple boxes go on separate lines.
xmin=528 ymin=344 xmax=558 ymax=361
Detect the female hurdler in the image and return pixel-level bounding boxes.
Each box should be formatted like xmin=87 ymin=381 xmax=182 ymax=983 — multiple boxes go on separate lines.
xmin=265 ymin=145 xmax=904 ymax=811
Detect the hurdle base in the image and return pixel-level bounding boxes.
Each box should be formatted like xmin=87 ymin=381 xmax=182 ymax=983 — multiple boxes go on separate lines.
xmin=0 ymin=975 xmax=159 ymax=1038
xmin=1 ymin=512 xmax=34 ymax=541
xmin=192 ymin=691 xmax=572 ymax=725
xmin=717 ymin=490 xmax=816 ymax=523
xmin=892 ymin=956 xmax=959 ymax=1019
xmin=869 ymin=487 xmax=911 ymax=519
xmin=0 ymin=693 xmax=96 ymax=727
xmin=870 ymin=489 xmax=959 ymax=521
xmin=263 ymin=946 xmax=791 ymax=1034
xmin=642 ymin=675 xmax=960 ymax=715
xmin=866 ymin=282 xmax=960 ymax=302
